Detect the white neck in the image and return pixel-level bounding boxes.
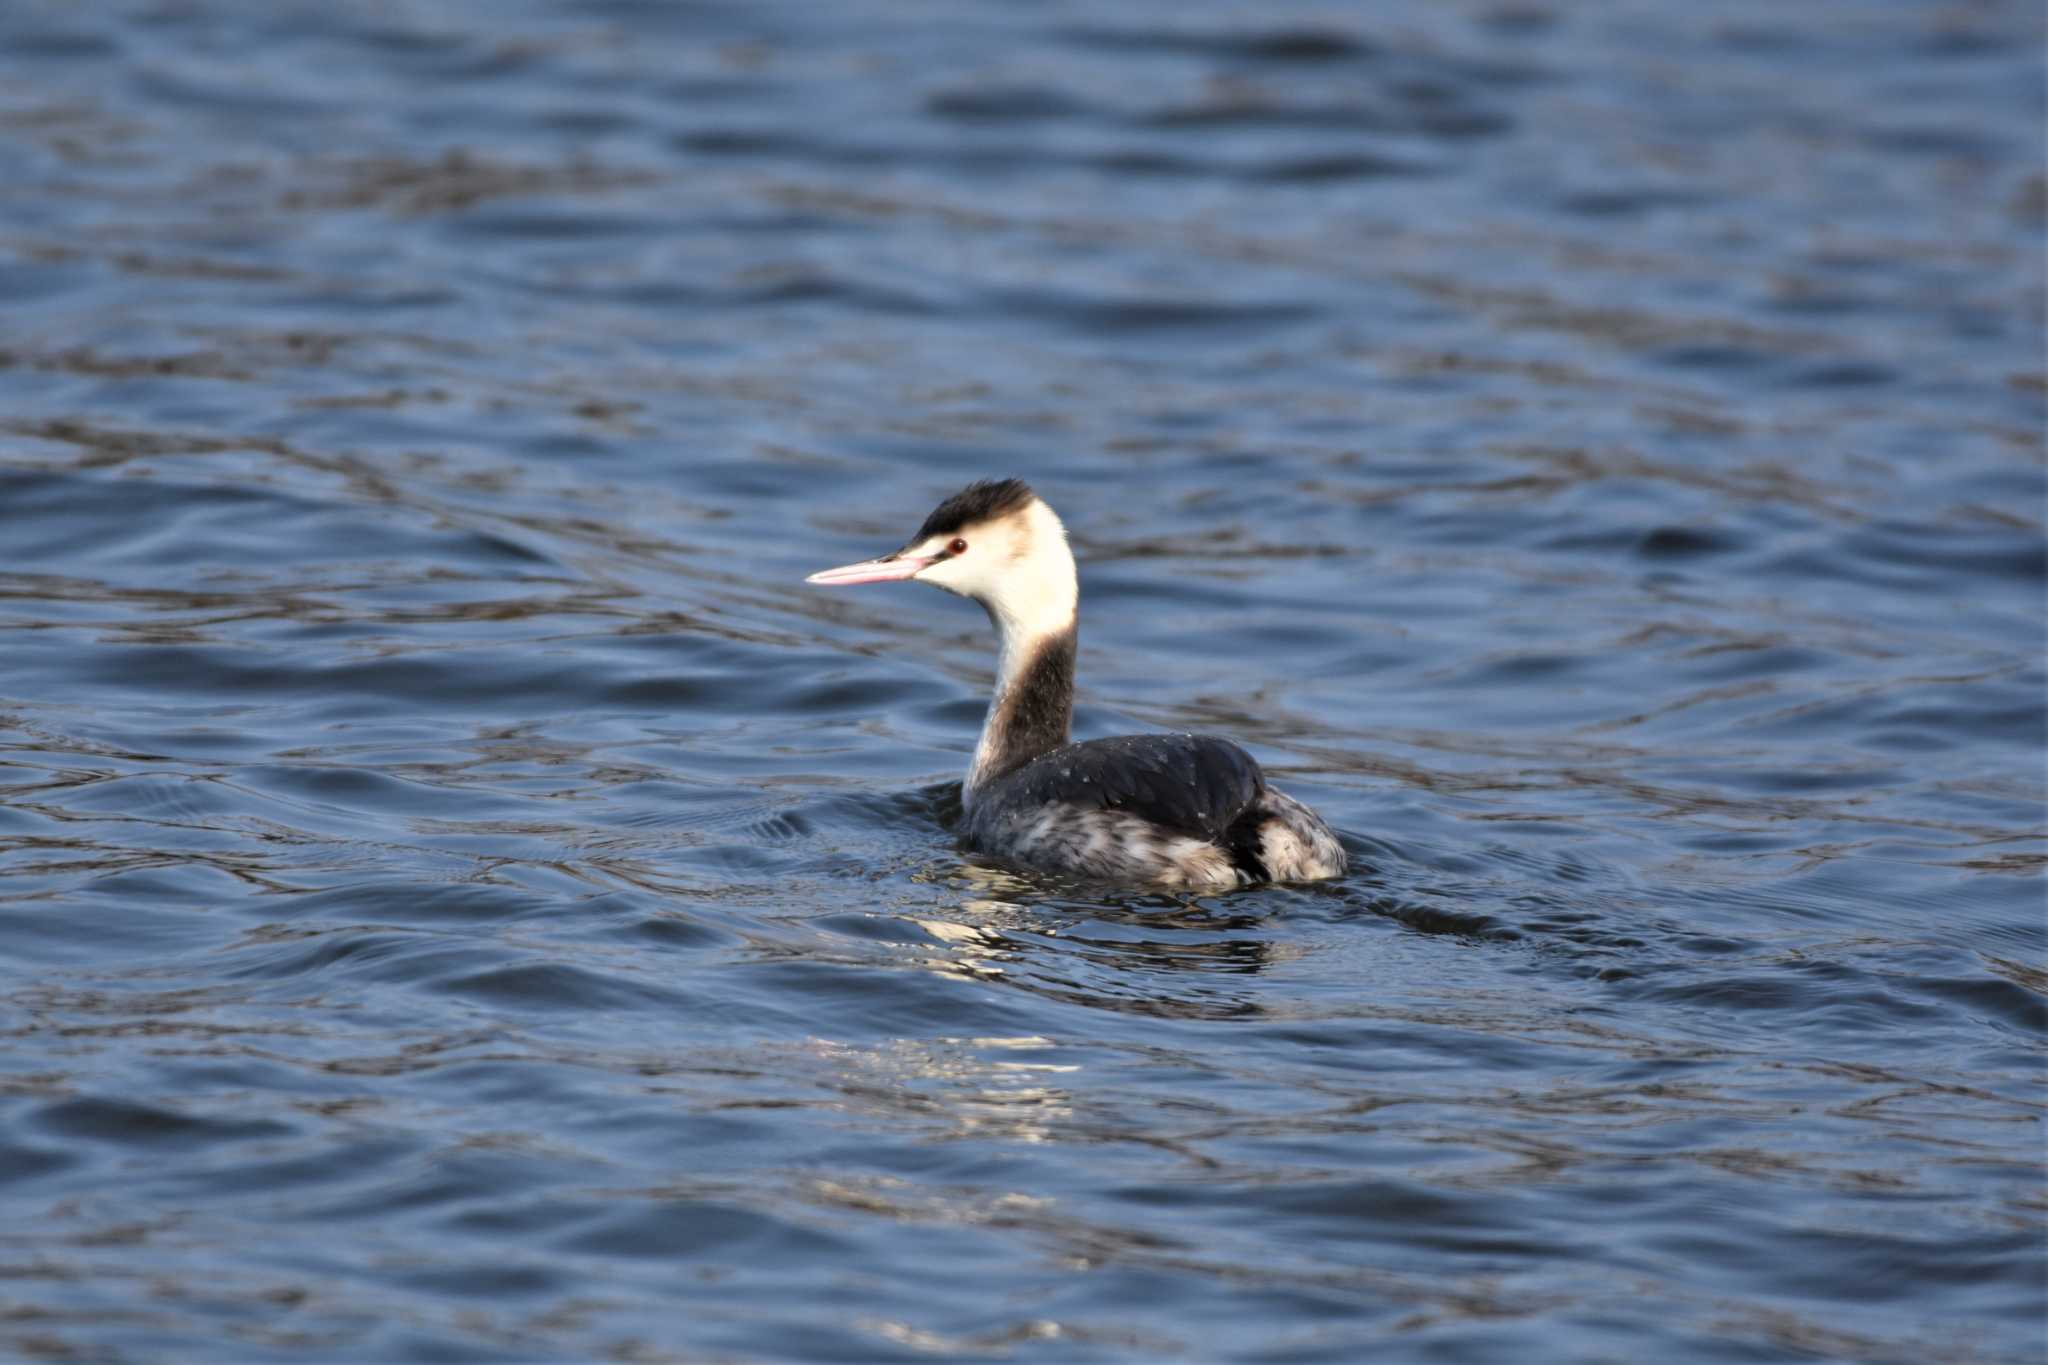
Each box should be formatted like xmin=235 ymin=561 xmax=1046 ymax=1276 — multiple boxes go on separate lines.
xmin=986 ymin=499 xmax=1077 ymax=640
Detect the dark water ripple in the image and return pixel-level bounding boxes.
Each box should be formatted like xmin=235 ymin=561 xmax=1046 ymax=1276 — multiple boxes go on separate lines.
xmin=0 ymin=0 xmax=2042 ymax=1360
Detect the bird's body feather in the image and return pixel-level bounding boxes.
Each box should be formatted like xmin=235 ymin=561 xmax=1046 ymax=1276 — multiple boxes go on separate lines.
xmin=963 ymin=733 xmax=1344 ymax=888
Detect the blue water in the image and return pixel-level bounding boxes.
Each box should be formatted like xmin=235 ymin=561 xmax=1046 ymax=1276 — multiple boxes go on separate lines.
xmin=0 ymin=1 xmax=2042 ymax=1360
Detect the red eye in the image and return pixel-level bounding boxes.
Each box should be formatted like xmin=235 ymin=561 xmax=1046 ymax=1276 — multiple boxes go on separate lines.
xmin=948 ymin=537 xmax=968 ymax=555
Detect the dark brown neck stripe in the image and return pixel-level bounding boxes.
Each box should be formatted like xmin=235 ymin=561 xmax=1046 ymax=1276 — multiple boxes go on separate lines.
xmin=986 ymin=627 xmax=1075 ymax=782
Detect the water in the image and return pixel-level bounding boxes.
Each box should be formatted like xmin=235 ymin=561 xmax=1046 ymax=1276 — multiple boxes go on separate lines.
xmin=0 ymin=1 xmax=2042 ymax=1359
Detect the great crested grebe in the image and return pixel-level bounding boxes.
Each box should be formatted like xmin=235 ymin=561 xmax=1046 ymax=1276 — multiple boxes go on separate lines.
xmin=806 ymin=478 xmax=1347 ymax=889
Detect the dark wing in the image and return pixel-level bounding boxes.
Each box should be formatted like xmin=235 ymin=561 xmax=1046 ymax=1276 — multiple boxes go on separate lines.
xmin=990 ymin=733 xmax=1266 ymax=845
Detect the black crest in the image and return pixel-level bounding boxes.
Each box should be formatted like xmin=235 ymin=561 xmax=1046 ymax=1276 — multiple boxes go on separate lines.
xmin=914 ymin=478 xmax=1035 ymax=542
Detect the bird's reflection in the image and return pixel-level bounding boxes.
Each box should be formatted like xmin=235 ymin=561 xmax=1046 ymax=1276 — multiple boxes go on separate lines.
xmin=895 ymin=860 xmax=1285 ymax=1020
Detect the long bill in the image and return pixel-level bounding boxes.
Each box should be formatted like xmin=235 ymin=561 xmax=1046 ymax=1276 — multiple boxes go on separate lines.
xmin=804 ymin=555 xmax=931 ymax=587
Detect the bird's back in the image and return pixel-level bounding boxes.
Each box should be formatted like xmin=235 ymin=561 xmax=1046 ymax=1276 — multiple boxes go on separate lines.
xmin=962 ymin=732 xmax=1344 ymax=888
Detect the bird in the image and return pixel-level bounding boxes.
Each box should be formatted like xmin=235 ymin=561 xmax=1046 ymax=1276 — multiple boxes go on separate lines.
xmin=806 ymin=478 xmax=1347 ymax=890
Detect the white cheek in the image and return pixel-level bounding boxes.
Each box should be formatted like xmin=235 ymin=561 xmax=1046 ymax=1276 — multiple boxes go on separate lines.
xmin=906 ymin=537 xmax=983 ymax=593
xmin=917 ymin=556 xmax=972 ymax=594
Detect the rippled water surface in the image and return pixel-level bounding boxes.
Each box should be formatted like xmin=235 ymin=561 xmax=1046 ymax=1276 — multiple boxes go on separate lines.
xmin=1 ymin=1 xmax=2043 ymax=1360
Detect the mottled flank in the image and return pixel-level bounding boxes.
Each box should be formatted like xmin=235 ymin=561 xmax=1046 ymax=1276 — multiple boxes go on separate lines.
xmin=1250 ymin=789 xmax=1348 ymax=882
xmin=963 ymin=732 xmax=1346 ymax=888
xmin=973 ymin=801 xmax=1246 ymax=889
xmin=913 ymin=477 xmax=1035 ymax=541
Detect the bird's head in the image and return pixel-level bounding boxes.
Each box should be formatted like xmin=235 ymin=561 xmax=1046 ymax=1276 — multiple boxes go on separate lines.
xmin=806 ymin=477 xmax=1077 ymax=639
